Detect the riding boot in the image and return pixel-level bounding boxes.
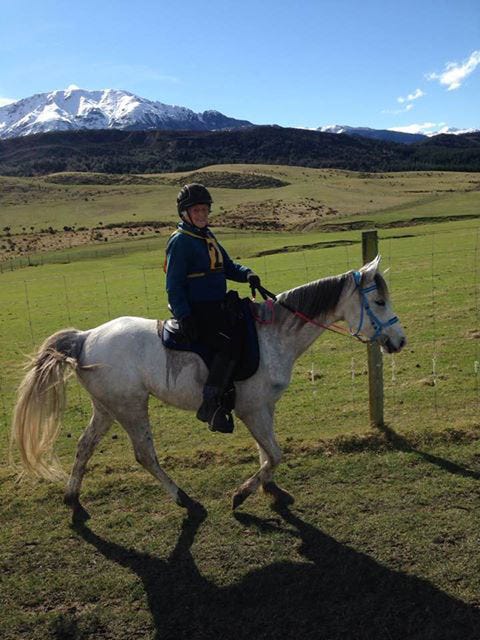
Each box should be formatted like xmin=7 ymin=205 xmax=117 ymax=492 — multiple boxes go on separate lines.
xmin=196 ymin=354 xmax=236 ymax=433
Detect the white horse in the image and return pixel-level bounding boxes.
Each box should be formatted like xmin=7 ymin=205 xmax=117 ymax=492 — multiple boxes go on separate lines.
xmin=11 ymin=256 xmax=406 ymax=520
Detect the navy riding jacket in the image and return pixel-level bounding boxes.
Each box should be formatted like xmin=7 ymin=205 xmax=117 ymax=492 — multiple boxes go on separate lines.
xmin=165 ymin=221 xmax=251 ymax=319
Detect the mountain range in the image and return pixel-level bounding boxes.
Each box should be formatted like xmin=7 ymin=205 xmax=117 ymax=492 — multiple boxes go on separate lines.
xmin=0 ymin=87 xmax=253 ymax=139
xmin=0 ymin=87 xmax=478 ymax=143
xmin=317 ymin=125 xmax=479 ymax=144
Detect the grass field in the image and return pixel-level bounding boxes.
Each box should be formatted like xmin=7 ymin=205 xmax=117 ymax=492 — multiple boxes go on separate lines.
xmin=2 ymin=439 xmax=480 ymax=639
xmin=1 ymin=165 xmax=479 ymax=639
xmin=1 ymin=165 xmax=479 ymax=234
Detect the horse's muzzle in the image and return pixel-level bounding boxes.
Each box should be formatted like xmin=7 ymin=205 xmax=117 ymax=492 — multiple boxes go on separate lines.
xmin=380 ymin=335 xmax=406 ymax=354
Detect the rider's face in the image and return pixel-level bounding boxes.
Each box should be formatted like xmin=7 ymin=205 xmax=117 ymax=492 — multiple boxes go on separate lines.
xmin=187 ymin=204 xmax=210 ymax=228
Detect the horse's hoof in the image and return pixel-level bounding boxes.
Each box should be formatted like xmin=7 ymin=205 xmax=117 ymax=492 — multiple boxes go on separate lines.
xmin=232 ymin=489 xmax=250 ymax=510
xmin=64 ymin=495 xmax=90 ymax=521
xmin=71 ymin=503 xmax=91 ymax=525
xmin=263 ymin=482 xmax=295 ymax=506
xmin=63 ymin=493 xmax=77 ymax=507
xmin=176 ymin=489 xmax=205 ymax=516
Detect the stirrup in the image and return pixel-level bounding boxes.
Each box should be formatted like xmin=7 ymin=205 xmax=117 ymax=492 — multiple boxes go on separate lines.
xmin=196 ymin=397 xmax=234 ymax=433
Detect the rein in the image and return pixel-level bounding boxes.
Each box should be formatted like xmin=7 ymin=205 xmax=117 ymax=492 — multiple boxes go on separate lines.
xmin=251 ymin=283 xmax=356 ymax=341
xmin=251 ymin=272 xmax=399 ymax=344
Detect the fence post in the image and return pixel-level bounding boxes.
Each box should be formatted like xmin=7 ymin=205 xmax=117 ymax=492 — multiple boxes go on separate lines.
xmin=362 ymin=230 xmax=384 ymax=426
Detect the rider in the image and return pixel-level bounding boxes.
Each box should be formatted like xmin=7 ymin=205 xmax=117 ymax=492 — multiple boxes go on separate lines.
xmin=165 ymin=183 xmax=261 ymax=433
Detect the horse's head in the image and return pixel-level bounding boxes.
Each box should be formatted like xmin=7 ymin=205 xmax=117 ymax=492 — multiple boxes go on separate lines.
xmin=344 ymin=256 xmax=406 ymax=353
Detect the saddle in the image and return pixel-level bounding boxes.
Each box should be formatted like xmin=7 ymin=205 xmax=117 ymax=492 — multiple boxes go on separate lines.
xmin=160 ymin=296 xmax=260 ymax=382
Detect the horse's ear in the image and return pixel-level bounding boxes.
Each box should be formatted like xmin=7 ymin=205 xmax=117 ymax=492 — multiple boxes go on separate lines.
xmin=360 ymin=254 xmax=381 ymax=281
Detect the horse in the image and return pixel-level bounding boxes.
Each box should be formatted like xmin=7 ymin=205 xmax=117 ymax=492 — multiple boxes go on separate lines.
xmin=11 ymin=256 xmax=406 ymax=520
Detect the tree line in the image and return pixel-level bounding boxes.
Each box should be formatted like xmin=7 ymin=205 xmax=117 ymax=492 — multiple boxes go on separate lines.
xmin=0 ymin=127 xmax=479 ymax=176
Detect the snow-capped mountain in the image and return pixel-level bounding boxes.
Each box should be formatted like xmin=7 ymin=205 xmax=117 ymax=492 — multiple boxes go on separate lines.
xmin=318 ymin=124 xmax=480 ymax=144
xmin=431 ymin=126 xmax=480 ymax=135
xmin=318 ymin=125 xmax=426 ymax=144
xmin=1 ymin=87 xmax=477 ymax=143
xmin=0 ymin=87 xmax=254 ymax=139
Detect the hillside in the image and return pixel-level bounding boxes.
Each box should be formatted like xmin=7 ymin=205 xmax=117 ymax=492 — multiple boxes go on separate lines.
xmin=1 ymin=127 xmax=480 ymax=176
xmin=1 ymin=165 xmax=479 ymax=265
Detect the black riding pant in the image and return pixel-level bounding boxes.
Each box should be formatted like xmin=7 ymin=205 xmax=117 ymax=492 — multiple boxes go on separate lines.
xmin=190 ymin=298 xmax=242 ymax=361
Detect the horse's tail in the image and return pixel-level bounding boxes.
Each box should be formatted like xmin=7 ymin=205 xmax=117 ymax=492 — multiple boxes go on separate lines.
xmin=10 ymin=328 xmax=86 ymax=481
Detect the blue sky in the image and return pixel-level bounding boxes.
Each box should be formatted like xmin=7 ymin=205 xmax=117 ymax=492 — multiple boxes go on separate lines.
xmin=0 ymin=0 xmax=479 ymax=133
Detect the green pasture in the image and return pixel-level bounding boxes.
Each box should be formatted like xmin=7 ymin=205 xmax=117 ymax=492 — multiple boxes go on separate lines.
xmin=1 ymin=172 xmax=480 ymax=639
xmin=1 ymin=165 xmax=479 ymax=233
xmin=1 ymin=218 xmax=478 ymax=460
xmin=2 ymin=439 xmax=480 ymax=639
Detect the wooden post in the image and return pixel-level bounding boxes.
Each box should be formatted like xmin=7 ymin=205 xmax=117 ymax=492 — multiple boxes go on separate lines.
xmin=362 ymin=230 xmax=384 ymax=426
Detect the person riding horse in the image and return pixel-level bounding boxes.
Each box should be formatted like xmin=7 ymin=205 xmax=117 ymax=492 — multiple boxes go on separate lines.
xmin=164 ymin=183 xmax=261 ymax=433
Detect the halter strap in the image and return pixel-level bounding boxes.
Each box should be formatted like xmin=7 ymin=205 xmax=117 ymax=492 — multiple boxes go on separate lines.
xmin=351 ymin=271 xmax=399 ymax=341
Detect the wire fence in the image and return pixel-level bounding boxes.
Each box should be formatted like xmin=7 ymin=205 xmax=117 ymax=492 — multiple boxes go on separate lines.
xmin=0 ymin=225 xmax=479 ymax=443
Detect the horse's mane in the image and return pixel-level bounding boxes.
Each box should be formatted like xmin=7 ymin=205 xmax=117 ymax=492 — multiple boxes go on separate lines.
xmin=278 ymin=272 xmax=349 ymax=319
xmin=277 ymin=270 xmax=390 ymax=320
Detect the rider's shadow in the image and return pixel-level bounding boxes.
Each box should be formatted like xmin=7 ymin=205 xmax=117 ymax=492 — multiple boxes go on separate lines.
xmin=73 ymin=505 xmax=480 ymax=640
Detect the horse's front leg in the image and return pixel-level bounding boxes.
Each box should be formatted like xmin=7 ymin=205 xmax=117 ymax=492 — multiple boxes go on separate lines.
xmin=233 ymin=406 xmax=293 ymax=509
xmin=258 ymin=443 xmax=295 ymax=507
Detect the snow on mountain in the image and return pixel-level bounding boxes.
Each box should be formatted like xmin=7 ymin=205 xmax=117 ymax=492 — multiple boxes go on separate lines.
xmin=0 ymin=88 xmax=254 ymax=139
xmin=430 ymin=126 xmax=480 ymax=136
xmin=318 ymin=124 xmax=353 ymax=134
xmin=319 ymin=124 xmax=426 ymax=144
xmin=1 ymin=88 xmax=477 ymax=143
xmin=319 ymin=124 xmax=479 ymax=143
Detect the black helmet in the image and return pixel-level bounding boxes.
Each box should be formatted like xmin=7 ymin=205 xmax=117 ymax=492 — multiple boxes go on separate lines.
xmin=176 ymin=183 xmax=213 ymax=216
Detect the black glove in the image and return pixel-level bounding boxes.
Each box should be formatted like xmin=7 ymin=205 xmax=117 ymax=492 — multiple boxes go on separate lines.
xmin=179 ymin=316 xmax=198 ymax=342
xmin=247 ymin=272 xmax=261 ymax=291
xmin=247 ymin=271 xmax=260 ymax=289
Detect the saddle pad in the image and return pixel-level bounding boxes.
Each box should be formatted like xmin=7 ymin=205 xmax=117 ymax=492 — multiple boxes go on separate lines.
xmin=160 ymin=299 xmax=259 ymax=381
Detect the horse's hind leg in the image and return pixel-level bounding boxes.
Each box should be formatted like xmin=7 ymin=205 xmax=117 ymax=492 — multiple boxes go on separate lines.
xmin=64 ymin=401 xmax=114 ymax=522
xmin=119 ymin=405 xmax=200 ymax=512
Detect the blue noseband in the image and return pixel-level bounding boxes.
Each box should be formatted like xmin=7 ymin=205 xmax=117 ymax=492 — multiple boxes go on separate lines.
xmin=352 ymin=271 xmax=399 ymax=342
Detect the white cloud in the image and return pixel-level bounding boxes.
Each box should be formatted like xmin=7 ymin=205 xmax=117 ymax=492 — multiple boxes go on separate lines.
xmin=388 ymin=122 xmax=446 ymax=135
xmin=427 ymin=50 xmax=480 ymax=90
xmin=0 ymin=97 xmax=16 ymax=107
xmin=383 ymin=87 xmax=424 ymax=115
xmin=397 ymin=88 xmax=425 ymax=104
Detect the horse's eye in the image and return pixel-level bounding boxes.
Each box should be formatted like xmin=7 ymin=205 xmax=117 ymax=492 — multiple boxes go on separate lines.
xmin=375 ymin=300 xmax=386 ymax=307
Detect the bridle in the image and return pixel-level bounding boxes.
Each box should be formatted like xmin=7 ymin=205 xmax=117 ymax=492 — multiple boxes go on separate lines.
xmin=350 ymin=271 xmax=399 ymax=343
xmin=251 ymin=271 xmax=399 ymax=345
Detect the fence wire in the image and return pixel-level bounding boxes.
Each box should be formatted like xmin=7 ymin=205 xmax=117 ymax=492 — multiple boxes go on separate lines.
xmin=1 ymin=226 xmax=479 ymax=440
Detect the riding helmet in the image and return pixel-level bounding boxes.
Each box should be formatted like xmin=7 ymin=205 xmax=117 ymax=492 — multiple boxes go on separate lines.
xmin=176 ymin=183 xmax=213 ymax=216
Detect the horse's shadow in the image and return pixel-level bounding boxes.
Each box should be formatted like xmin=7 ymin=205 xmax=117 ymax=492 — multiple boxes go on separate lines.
xmin=378 ymin=422 xmax=480 ymax=481
xmin=72 ymin=503 xmax=480 ymax=640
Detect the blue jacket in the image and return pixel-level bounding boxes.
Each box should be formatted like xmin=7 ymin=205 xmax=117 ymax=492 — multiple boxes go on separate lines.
xmin=165 ymin=222 xmax=251 ymax=319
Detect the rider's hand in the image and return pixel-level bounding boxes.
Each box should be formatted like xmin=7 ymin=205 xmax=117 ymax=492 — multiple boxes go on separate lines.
xmin=179 ymin=316 xmax=198 ymax=342
xmin=247 ymin=272 xmax=261 ymax=290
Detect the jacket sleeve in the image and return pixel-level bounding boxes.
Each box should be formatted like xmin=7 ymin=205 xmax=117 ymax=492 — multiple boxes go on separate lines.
xmin=219 ymin=244 xmax=251 ymax=283
xmin=165 ymin=235 xmax=191 ymax=319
